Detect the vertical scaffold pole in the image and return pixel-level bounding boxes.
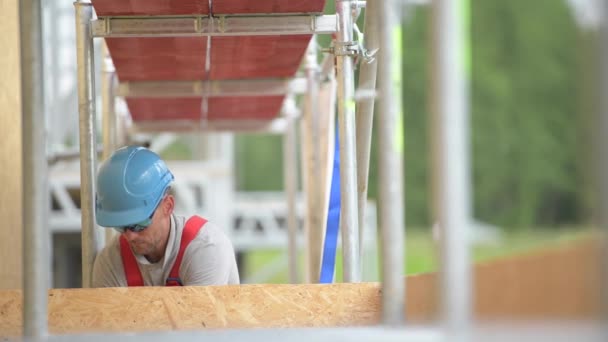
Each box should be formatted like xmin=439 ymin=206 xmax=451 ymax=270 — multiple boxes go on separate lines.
xmin=336 ymin=0 xmax=361 ymax=282
xmin=75 ymin=0 xmax=103 ymax=288
xmin=355 ymin=0 xmax=380 ymax=264
xmin=283 ymin=96 xmax=300 ymax=284
xmin=20 ymin=0 xmax=49 ymax=337
xmin=598 ymin=0 xmax=608 ymax=326
xmin=302 ymin=37 xmax=323 ymax=283
xmin=377 ymin=0 xmax=405 ymax=325
xmin=432 ymin=0 xmax=473 ymax=335
xmin=101 ymin=41 xmax=118 ymax=244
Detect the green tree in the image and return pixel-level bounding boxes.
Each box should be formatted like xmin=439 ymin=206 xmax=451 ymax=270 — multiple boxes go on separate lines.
xmin=470 ymin=0 xmax=582 ymax=227
xmin=236 ymin=0 xmax=588 ymax=229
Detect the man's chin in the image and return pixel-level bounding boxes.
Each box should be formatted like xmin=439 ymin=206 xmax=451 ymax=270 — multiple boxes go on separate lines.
xmin=129 ymin=243 xmax=147 ymax=255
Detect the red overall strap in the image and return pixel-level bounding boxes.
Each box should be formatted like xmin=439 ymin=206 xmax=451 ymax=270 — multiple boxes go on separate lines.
xmin=120 ymin=235 xmax=144 ymax=286
xmin=165 ymin=215 xmax=207 ymax=286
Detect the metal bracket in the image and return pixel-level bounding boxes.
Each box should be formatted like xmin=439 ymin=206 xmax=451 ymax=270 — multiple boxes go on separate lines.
xmin=353 ymin=22 xmax=377 ymax=64
xmin=331 ymin=41 xmax=360 ymax=57
xmin=321 ymin=2 xmax=377 ymax=65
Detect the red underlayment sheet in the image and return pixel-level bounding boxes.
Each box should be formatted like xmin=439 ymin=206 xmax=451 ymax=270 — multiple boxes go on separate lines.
xmin=92 ymin=0 xmax=326 ymax=124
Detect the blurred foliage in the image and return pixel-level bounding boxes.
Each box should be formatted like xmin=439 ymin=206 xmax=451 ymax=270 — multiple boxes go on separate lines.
xmin=159 ymin=138 xmax=194 ymax=161
xmin=234 ymin=0 xmax=595 ymax=230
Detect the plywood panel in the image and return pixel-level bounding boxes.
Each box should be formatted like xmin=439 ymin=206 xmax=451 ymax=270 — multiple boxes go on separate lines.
xmin=1 ymin=283 xmax=382 ymax=336
xmin=0 ymin=0 xmax=22 ymax=290
xmin=92 ymin=0 xmax=209 ymax=16
xmin=1 ymin=237 xmax=600 ymax=336
xmin=474 ymin=238 xmax=602 ymax=319
xmin=401 ymin=238 xmax=603 ymax=321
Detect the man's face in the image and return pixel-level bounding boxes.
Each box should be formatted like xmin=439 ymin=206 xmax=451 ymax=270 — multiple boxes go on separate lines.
xmin=122 ymin=195 xmax=173 ymax=259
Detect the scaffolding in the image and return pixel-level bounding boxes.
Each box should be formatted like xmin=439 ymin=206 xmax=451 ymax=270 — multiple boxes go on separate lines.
xmin=18 ymin=0 xmax=607 ymax=341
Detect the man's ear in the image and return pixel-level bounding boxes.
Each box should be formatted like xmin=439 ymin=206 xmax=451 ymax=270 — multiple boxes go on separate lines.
xmin=164 ymin=195 xmax=175 ymax=215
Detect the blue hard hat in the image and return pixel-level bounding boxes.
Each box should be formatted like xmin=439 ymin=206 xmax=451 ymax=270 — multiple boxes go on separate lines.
xmin=95 ymin=145 xmax=174 ymax=227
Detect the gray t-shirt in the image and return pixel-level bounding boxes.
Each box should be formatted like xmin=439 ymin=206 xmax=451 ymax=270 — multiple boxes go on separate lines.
xmin=92 ymin=215 xmax=240 ymax=287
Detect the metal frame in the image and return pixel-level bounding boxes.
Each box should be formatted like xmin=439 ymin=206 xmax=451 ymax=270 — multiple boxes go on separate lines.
xmin=20 ymin=0 xmax=48 ymax=337
xmin=432 ymin=0 xmax=473 ymax=333
xmin=301 ymin=37 xmax=324 ymax=283
xmin=91 ymin=14 xmax=337 ymax=38
xmin=599 ymin=0 xmax=608 ymax=320
xmin=101 ymin=40 xmax=118 ymax=244
xmin=75 ymin=0 xmax=104 ymax=288
xmin=376 ymin=0 xmax=405 ymax=325
xmin=335 ymin=0 xmax=362 ymax=283
xmin=130 ymin=118 xmax=294 ymax=134
xmin=36 ymin=324 xmax=608 ymax=342
xmin=282 ymin=95 xmax=300 ymax=283
xmin=116 ymin=78 xmax=308 ymax=98
xmin=355 ymin=0 xmax=379 ymax=275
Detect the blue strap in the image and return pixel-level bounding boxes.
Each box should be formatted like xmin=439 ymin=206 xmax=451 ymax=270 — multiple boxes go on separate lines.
xmin=319 ymin=125 xmax=341 ymax=283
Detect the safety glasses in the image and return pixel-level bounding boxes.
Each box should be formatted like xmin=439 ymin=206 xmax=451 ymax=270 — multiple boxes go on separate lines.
xmin=113 ymin=216 xmax=153 ymax=234
xmin=114 ymin=196 xmax=165 ymax=234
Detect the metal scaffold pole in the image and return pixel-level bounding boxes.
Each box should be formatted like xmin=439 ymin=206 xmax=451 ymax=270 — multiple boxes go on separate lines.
xmin=20 ymin=0 xmax=49 ymax=337
xmin=355 ymin=0 xmax=380 ymax=265
xmin=335 ymin=0 xmax=361 ymax=283
xmin=75 ymin=0 xmax=104 ymax=288
xmin=599 ymin=0 xmax=608 ymax=324
xmin=283 ymin=96 xmax=300 ymax=284
xmin=101 ymin=41 xmax=118 ymax=244
xmin=302 ymin=37 xmax=323 ymax=283
xmin=377 ymin=0 xmax=405 ymax=325
xmin=432 ymin=0 xmax=473 ymax=335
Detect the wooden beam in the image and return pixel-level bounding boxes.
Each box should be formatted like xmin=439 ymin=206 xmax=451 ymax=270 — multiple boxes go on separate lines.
xmin=0 ymin=0 xmax=23 ymax=290
xmin=0 ymin=237 xmax=601 ymax=336
xmin=1 ymin=283 xmax=386 ymax=335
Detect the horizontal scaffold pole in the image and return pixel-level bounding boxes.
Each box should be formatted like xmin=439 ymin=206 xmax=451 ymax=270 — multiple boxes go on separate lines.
xmin=92 ymin=14 xmax=337 ymax=38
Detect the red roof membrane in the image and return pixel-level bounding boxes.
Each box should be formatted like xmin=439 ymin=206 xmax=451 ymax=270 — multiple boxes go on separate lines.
xmin=106 ymin=37 xmax=207 ymax=82
xmin=93 ymin=0 xmax=327 ymax=124
xmin=213 ymin=0 xmax=326 ymax=14
xmin=210 ymin=36 xmax=312 ymax=80
xmin=127 ymin=97 xmax=284 ymax=121
xmin=92 ymin=0 xmax=210 ymax=16
xmin=92 ymin=0 xmax=325 ymax=16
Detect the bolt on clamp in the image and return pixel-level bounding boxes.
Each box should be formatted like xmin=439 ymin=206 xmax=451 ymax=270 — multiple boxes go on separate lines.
xmin=327 ymin=41 xmax=360 ymax=57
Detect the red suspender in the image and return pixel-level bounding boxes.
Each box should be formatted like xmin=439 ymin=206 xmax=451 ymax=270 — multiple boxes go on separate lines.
xmin=120 ymin=215 xmax=207 ymax=287
xmin=165 ymin=215 xmax=207 ymax=286
xmin=120 ymin=235 xmax=144 ymax=286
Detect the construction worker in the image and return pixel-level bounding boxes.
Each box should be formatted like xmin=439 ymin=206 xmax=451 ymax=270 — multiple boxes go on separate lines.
xmin=92 ymin=145 xmax=240 ymax=287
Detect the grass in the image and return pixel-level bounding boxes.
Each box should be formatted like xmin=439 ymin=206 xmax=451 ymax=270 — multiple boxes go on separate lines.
xmin=243 ymin=227 xmax=595 ymax=284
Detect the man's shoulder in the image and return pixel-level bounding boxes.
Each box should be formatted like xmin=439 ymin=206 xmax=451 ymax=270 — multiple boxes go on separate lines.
xmin=96 ymin=233 xmax=122 ymax=261
xmin=178 ymin=216 xmax=231 ymax=247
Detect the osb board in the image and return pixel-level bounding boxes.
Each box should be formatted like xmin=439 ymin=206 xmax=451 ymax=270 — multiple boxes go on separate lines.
xmin=126 ymin=96 xmax=284 ymax=121
xmin=0 ymin=238 xmax=601 ymax=336
xmin=474 ymin=237 xmax=602 ymax=319
xmin=0 ymin=283 xmax=381 ymax=336
xmin=0 ymin=0 xmax=22 ymax=289
xmin=402 ymin=237 xmax=603 ymax=321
